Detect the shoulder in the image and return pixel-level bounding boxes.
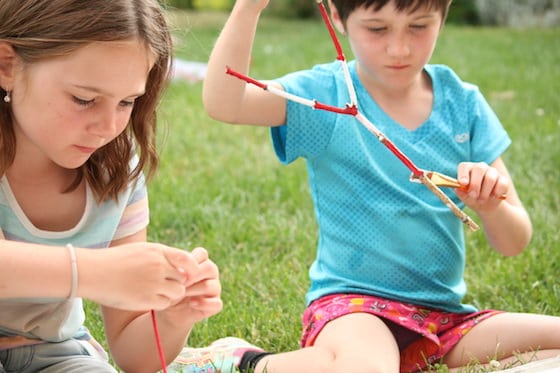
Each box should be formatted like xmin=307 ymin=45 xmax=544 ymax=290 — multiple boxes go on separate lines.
xmin=108 ymin=154 xmax=147 ymax=206
xmin=276 ymin=61 xmax=342 ymax=93
xmin=426 ymin=64 xmax=476 ymax=89
xmin=426 ymin=64 xmax=484 ymax=103
xmin=126 ymin=155 xmax=147 ymax=201
xmin=286 ymin=60 xmax=343 ymax=76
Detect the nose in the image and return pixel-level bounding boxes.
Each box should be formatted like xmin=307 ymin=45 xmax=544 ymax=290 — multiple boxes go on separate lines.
xmin=386 ymin=32 xmax=410 ymax=58
xmin=89 ymin=107 xmax=125 ymax=139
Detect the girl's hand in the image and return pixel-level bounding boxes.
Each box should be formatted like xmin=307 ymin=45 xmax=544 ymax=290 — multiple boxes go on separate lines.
xmin=163 ymin=247 xmax=223 ymax=324
xmin=82 ymin=243 xmax=208 ymax=311
xmin=455 ymin=161 xmax=509 ymax=213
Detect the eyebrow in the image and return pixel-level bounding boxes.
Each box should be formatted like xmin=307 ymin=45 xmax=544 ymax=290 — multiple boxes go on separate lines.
xmin=411 ymin=14 xmax=438 ymax=21
xmin=73 ymin=84 xmax=146 ymax=98
xmin=362 ymin=13 xmax=438 ymax=22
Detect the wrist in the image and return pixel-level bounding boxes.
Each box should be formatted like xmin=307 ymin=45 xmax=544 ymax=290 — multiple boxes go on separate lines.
xmin=155 ymin=306 xmax=198 ymax=330
xmin=233 ymin=1 xmax=266 ymax=17
xmin=65 ymin=244 xmax=78 ymax=298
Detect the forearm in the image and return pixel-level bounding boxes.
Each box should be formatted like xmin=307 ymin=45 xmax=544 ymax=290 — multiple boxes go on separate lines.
xmin=202 ymin=1 xmax=263 ymax=122
xmin=0 ymin=241 xmax=121 ymax=302
xmin=0 ymin=241 xmax=74 ymax=298
xmin=479 ymin=202 xmax=532 ymax=256
xmin=108 ymin=310 xmax=195 ymax=373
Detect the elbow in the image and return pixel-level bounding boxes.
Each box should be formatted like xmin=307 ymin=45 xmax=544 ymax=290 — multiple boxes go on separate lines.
xmin=202 ymin=98 xmax=240 ymax=125
xmin=502 ymin=246 xmax=526 ymax=257
xmin=205 ymin=107 xmax=238 ymax=124
xmin=498 ymin=225 xmax=533 ymax=257
xmin=488 ymin=207 xmax=533 ymax=257
xmin=202 ymin=88 xmax=242 ymax=124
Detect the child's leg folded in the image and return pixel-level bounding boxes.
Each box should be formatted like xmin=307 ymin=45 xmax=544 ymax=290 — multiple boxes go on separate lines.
xmin=169 ymin=312 xmax=401 ymax=373
xmin=251 ymin=292 xmax=403 ymax=373
xmin=249 ymin=312 xmax=401 ymax=373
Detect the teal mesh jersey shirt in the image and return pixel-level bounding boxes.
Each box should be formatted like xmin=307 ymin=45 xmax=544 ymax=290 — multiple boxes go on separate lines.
xmin=272 ymin=61 xmax=510 ymax=313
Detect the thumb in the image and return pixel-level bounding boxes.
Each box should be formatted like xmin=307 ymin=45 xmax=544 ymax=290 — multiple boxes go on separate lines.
xmin=191 ymin=246 xmax=209 ymax=264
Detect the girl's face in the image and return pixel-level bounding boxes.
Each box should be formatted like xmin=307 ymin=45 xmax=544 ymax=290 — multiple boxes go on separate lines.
xmin=10 ymin=39 xmax=154 ymax=170
xmin=332 ymin=2 xmax=443 ymax=92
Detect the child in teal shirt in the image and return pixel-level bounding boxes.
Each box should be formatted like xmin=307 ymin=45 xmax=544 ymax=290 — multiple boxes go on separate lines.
xmin=174 ymin=0 xmax=560 ymax=372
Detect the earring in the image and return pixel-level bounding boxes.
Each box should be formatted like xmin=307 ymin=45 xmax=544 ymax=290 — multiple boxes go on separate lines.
xmin=3 ymin=91 xmax=10 ymax=103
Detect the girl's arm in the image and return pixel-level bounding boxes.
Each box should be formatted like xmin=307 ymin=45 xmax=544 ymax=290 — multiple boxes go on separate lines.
xmin=0 ymin=231 xmax=211 ymax=373
xmin=101 ymin=230 xmax=222 ymax=373
xmin=0 ymin=234 xmax=195 ymax=308
xmin=456 ymin=157 xmax=532 ymax=256
xmin=0 ymin=240 xmax=76 ymax=299
xmin=203 ymin=0 xmax=286 ymax=127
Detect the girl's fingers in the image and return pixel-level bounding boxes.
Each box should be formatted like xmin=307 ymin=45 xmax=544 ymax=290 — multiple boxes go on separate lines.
xmin=189 ymin=296 xmax=223 ymax=314
xmin=191 ymin=247 xmax=209 ymax=264
xmin=184 ymin=278 xmax=221 ymax=298
xmin=163 ymin=247 xmax=199 ymax=283
xmin=183 ymin=261 xmax=220 ymax=296
xmin=457 ymin=162 xmax=506 ymax=200
xmin=479 ymin=167 xmax=499 ymax=199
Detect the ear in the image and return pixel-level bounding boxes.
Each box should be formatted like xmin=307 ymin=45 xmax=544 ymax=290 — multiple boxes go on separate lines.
xmin=0 ymin=42 xmax=18 ymax=91
xmin=328 ymin=0 xmax=347 ymax=35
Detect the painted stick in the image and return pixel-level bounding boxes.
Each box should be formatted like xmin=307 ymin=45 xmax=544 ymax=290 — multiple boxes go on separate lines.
xmin=225 ymin=66 xmax=480 ymax=230
xmin=224 ymin=1 xmax=481 ymax=231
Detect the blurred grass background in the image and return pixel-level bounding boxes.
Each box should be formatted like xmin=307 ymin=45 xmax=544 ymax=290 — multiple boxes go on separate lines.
xmin=85 ymin=9 xmax=560 ymax=372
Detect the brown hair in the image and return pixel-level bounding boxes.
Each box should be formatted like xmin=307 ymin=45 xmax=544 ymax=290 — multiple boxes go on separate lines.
xmin=0 ymin=0 xmax=173 ymax=201
xmin=330 ymin=0 xmax=452 ymax=25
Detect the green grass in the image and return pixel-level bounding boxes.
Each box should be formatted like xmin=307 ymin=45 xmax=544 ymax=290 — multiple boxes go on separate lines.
xmin=86 ymin=10 xmax=560 ymax=372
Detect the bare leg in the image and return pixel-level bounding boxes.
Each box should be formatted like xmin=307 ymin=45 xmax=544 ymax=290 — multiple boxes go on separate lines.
xmin=443 ymin=312 xmax=560 ymax=370
xmin=255 ymin=313 xmax=401 ymax=373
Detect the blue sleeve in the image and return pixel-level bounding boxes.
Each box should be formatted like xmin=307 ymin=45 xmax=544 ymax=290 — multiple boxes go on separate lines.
xmin=467 ymin=85 xmax=511 ymax=163
xmin=427 ymin=64 xmax=511 ymax=165
xmin=271 ymin=64 xmax=342 ymax=164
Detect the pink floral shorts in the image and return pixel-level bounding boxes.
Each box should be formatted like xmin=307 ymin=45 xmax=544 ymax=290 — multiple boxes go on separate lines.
xmin=301 ymin=293 xmax=502 ymax=372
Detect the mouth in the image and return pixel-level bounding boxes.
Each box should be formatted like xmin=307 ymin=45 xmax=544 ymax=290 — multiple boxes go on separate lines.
xmin=74 ymin=145 xmax=97 ymax=154
xmin=386 ymin=64 xmax=409 ymax=70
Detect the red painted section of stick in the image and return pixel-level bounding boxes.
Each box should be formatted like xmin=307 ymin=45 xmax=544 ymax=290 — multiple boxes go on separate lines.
xmin=380 ymin=138 xmax=423 ymax=177
xmin=317 ymin=2 xmax=345 ymax=61
xmin=226 ymin=66 xmax=268 ymax=90
xmin=314 ymin=102 xmax=358 ymax=115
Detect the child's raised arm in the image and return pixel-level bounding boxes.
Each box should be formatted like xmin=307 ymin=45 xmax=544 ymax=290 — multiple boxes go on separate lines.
xmin=203 ymin=0 xmax=286 ymax=127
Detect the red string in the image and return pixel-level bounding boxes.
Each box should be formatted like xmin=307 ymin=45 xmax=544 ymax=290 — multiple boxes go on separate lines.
xmin=151 ymin=310 xmax=168 ymax=373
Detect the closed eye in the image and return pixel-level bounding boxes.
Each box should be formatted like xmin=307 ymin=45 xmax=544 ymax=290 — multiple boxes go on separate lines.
xmin=72 ymin=96 xmax=94 ymax=107
xmin=119 ymin=99 xmax=136 ymax=108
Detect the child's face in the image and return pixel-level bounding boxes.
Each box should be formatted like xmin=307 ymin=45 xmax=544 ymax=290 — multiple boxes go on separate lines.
xmin=333 ymin=1 xmax=443 ymax=91
xmin=10 ymin=39 xmax=154 ymax=169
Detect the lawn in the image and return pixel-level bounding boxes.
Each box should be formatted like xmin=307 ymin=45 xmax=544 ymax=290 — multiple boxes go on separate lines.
xmin=85 ymin=10 xmax=560 ymax=372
